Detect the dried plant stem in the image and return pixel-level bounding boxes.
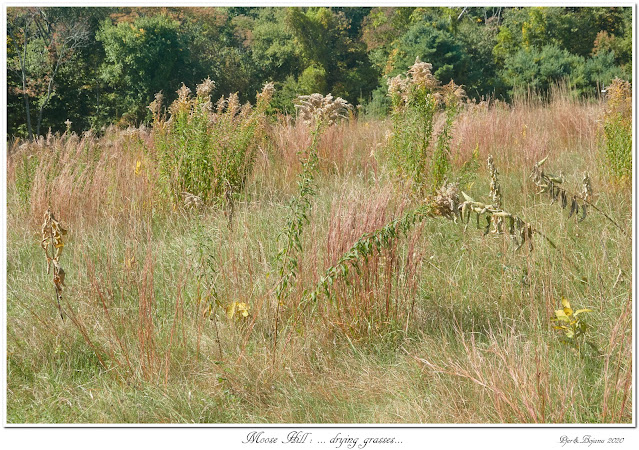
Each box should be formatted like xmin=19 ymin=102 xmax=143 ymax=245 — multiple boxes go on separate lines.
xmin=40 ymin=208 xmax=66 ymax=320
xmin=211 ymin=305 xmax=224 ymax=361
xmin=531 ymin=156 xmax=627 ymax=235
xmin=580 ymin=197 xmax=627 ymax=235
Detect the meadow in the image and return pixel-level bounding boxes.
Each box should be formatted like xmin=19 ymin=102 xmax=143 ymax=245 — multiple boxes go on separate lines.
xmin=6 ymin=73 xmax=632 ymax=423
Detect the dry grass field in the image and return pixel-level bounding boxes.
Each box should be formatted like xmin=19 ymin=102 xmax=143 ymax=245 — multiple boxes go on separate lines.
xmin=6 ymin=81 xmax=632 ymax=424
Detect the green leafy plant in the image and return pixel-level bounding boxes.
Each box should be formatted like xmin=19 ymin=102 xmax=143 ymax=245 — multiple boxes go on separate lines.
xmin=551 ymin=297 xmax=593 ymax=351
xmin=385 ymin=58 xmax=465 ymax=194
xmin=274 ymin=94 xmax=352 ymax=303
xmin=431 ymin=81 xmax=464 ymax=191
xmin=274 ymin=120 xmax=322 ymax=303
xmin=273 ymin=93 xmax=351 ymax=305
xmin=271 ymin=93 xmax=350 ymax=359
xmin=603 ymin=78 xmax=632 ymax=181
xmin=152 ymin=79 xmax=274 ymax=205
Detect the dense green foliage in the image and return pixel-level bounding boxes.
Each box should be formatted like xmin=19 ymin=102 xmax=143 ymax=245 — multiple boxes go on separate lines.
xmin=97 ymin=15 xmax=190 ymax=125
xmin=7 ymin=6 xmax=632 ymax=137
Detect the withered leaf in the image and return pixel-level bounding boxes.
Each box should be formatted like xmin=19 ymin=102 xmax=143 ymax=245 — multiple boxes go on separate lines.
xmin=569 ymin=197 xmax=577 ymax=218
xmin=578 ymin=204 xmax=587 ymax=223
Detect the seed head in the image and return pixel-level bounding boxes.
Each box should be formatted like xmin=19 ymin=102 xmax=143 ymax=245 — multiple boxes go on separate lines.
xmin=148 ymin=91 xmax=164 ymax=118
xmin=257 ymin=82 xmax=275 ymax=104
xmin=196 ymin=77 xmax=215 ymax=99
xmin=176 ymin=83 xmax=191 ymax=102
xmin=442 ymin=80 xmax=466 ymax=106
xmin=432 ymin=181 xmax=460 ymax=220
xmin=227 ymin=93 xmax=240 ymax=117
xmin=295 ymin=93 xmax=351 ymax=126
xmin=408 ymin=57 xmax=439 ymax=90
xmin=387 ymin=74 xmax=409 ymax=100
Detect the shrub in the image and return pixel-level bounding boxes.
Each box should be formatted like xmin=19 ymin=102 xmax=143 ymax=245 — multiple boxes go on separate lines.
xmin=502 ymin=44 xmax=583 ymax=98
xmin=97 ymin=14 xmax=190 ymax=125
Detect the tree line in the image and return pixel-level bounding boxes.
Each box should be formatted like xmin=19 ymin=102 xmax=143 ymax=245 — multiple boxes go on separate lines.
xmin=6 ymin=6 xmax=632 ymax=138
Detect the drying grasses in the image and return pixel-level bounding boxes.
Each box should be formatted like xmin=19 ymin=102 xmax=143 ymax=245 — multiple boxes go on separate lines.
xmin=452 ymin=88 xmax=602 ymax=172
xmin=6 ymin=83 xmax=632 ymax=424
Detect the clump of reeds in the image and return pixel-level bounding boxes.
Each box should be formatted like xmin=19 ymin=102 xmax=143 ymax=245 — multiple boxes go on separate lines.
xmin=301 ymin=191 xmax=424 ymax=337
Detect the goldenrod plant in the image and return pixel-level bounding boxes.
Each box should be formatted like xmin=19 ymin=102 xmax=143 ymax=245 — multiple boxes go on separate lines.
xmin=603 ymin=78 xmax=632 ymax=181
xmin=385 ymin=58 xmax=465 ymax=194
xmin=153 ymin=79 xmax=274 ymax=205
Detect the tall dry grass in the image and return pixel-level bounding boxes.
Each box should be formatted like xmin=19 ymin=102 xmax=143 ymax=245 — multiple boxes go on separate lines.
xmin=6 ymin=90 xmax=631 ymax=423
xmin=8 ymin=128 xmax=159 ymax=232
xmin=259 ymin=119 xmax=383 ymax=196
xmin=453 ymin=94 xmax=602 ymax=173
xmin=7 ymin=93 xmax=605 ymax=232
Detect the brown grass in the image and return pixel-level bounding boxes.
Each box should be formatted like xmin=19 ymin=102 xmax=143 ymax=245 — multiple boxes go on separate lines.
xmin=453 ymin=94 xmax=602 ymax=172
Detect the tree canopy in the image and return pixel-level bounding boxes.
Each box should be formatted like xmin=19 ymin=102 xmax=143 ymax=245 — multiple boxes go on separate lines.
xmin=6 ymin=6 xmax=633 ymax=137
